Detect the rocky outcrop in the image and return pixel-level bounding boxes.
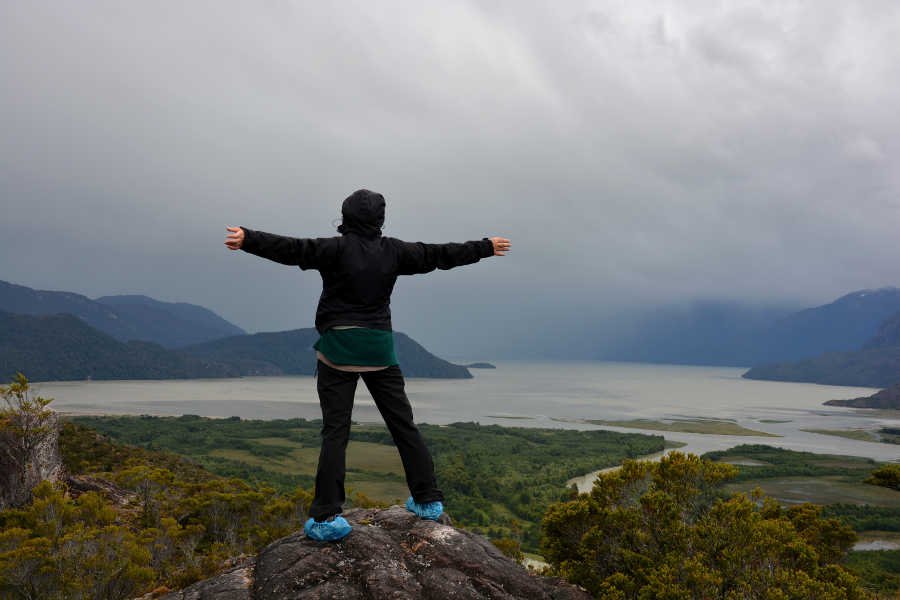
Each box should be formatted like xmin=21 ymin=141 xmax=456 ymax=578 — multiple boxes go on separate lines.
xmin=65 ymin=474 xmax=138 ymax=507
xmin=159 ymin=505 xmax=590 ymax=600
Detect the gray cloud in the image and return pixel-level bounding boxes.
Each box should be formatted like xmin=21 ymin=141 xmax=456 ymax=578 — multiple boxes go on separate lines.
xmin=2 ymin=1 xmax=900 ymax=358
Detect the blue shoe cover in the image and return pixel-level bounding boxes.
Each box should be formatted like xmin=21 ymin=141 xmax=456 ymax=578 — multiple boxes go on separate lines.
xmin=304 ymin=515 xmax=352 ymax=541
xmin=405 ymin=496 xmax=443 ymax=520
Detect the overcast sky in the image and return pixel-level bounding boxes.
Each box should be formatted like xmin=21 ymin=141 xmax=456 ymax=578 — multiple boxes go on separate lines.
xmin=3 ymin=1 xmax=900 ymax=358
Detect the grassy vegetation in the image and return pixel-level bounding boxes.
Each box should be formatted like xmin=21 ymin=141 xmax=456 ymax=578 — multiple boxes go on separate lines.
xmin=843 ymin=550 xmax=900 ymax=597
xmin=802 ymin=427 xmax=900 ymax=444
xmin=485 ymin=415 xmax=535 ymax=420
xmin=1 ymin=420 xmax=324 ymax=598
xmin=8 ymin=408 xmax=897 ymax=598
xmin=584 ymin=417 xmax=780 ymax=436
xmin=854 ymin=530 xmax=900 ymax=545
xmin=724 ymin=475 xmax=900 ymax=507
xmin=704 ymin=444 xmax=885 ymax=480
xmin=207 ymin=438 xmax=410 ymax=501
xmin=881 ymin=428 xmax=900 ymax=443
xmin=705 ymin=445 xmax=899 ymax=506
xmin=802 ymin=428 xmax=881 ymax=442
xmin=823 ymin=504 xmax=900 ymax=533
xmin=53 ymin=418 xmax=899 ymax=593
xmin=64 ymin=414 xmax=666 ymax=551
xmin=704 ymin=444 xmax=900 ymax=597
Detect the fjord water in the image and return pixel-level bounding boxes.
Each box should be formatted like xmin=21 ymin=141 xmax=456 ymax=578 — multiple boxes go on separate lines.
xmin=40 ymin=360 xmax=899 ymax=462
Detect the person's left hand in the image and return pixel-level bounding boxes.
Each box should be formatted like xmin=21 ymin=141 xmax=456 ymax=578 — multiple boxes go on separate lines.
xmin=225 ymin=226 xmax=245 ymax=250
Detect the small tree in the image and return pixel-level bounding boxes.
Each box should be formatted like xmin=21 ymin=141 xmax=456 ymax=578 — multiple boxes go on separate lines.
xmin=0 ymin=372 xmax=58 ymax=507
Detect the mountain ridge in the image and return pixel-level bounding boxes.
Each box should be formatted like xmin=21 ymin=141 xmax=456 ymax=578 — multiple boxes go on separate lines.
xmin=0 ymin=312 xmax=474 ymax=381
xmin=586 ymin=287 xmax=900 ymax=366
xmin=0 ymin=280 xmax=245 ymax=348
xmin=0 ymin=310 xmax=243 ymax=381
xmin=743 ymin=291 xmax=900 ymax=387
xmin=178 ymin=327 xmax=474 ymax=378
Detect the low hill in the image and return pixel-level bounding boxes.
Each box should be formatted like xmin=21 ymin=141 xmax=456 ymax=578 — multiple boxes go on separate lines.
xmin=0 ymin=311 xmax=240 ymax=381
xmin=743 ymin=346 xmax=900 ymax=388
xmin=0 ymin=311 xmax=475 ymax=381
xmin=179 ymin=328 xmax=474 ymax=378
xmin=825 ymin=384 xmax=900 ymax=409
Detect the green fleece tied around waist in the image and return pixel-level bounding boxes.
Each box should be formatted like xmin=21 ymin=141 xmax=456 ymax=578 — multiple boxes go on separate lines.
xmin=314 ymin=327 xmax=399 ymax=366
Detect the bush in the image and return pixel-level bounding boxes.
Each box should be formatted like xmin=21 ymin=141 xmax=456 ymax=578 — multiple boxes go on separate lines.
xmin=541 ymin=452 xmax=866 ymax=599
xmin=865 ymin=464 xmax=900 ymax=491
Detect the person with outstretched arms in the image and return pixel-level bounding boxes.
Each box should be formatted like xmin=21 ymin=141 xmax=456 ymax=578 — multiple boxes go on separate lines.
xmin=225 ymin=189 xmax=510 ymax=541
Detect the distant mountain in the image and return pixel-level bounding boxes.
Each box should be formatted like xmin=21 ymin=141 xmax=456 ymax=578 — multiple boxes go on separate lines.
xmin=595 ymin=301 xmax=793 ymax=366
xmin=95 ymin=294 xmax=246 ymax=348
xmin=601 ymin=288 xmax=900 ymax=367
xmin=862 ymin=310 xmax=900 ymax=349
xmin=0 ymin=280 xmax=245 ymax=348
xmin=760 ymin=288 xmax=900 ymax=361
xmin=179 ymin=328 xmax=474 ymax=378
xmin=0 ymin=311 xmax=474 ymax=381
xmin=0 ymin=311 xmax=240 ymax=382
xmin=0 ymin=280 xmax=133 ymax=340
xmin=743 ymin=295 xmax=900 ymax=387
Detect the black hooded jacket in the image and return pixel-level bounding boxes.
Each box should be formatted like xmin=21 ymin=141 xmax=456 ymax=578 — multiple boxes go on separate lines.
xmin=240 ymin=190 xmax=495 ymax=334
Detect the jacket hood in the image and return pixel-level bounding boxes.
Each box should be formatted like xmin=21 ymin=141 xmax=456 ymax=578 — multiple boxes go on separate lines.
xmin=338 ymin=189 xmax=385 ymax=238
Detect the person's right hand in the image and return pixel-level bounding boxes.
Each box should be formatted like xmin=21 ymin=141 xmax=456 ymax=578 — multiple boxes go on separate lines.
xmin=489 ymin=237 xmax=511 ymax=256
xmin=225 ymin=226 xmax=245 ymax=250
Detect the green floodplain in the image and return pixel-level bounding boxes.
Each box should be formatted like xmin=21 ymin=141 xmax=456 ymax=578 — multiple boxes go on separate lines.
xmin=63 ymin=415 xmax=900 ymax=595
xmin=582 ymin=416 xmax=781 ymax=436
xmin=801 ymin=427 xmax=900 ymax=445
xmin=65 ymin=414 xmax=666 ymax=551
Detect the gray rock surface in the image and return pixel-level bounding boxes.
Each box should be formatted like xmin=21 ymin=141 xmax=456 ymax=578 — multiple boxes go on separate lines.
xmin=159 ymin=505 xmax=590 ymax=600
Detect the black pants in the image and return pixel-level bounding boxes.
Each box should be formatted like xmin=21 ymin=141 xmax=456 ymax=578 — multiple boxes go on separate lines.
xmin=308 ymin=359 xmax=444 ymax=521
